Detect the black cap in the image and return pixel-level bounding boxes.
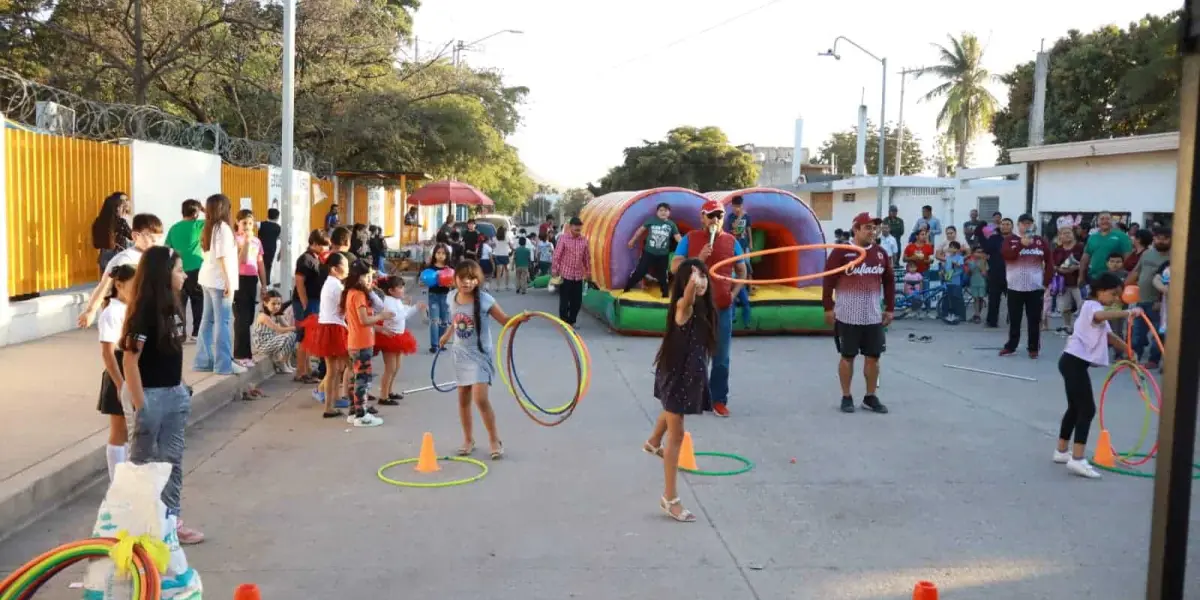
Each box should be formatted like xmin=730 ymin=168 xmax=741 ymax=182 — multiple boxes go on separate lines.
xmin=569 ymin=217 xmax=583 ymax=226
xmin=1018 ymin=213 xmax=1035 ymax=223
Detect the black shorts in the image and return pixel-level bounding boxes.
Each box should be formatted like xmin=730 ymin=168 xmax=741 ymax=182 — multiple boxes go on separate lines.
xmin=834 ymin=321 xmax=886 ymax=358
xmin=97 ymin=371 xmax=124 ymax=416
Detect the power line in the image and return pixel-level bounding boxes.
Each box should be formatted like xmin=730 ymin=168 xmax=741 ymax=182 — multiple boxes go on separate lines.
xmin=607 ymin=0 xmax=791 ymax=70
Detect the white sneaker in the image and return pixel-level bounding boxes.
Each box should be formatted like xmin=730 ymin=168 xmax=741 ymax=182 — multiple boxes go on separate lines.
xmin=1053 ymin=450 xmax=1071 ymax=464
xmin=1067 ymin=458 xmax=1102 ymax=479
xmin=353 ymin=413 xmax=383 ymax=427
xmin=230 ymin=362 xmax=248 ymax=374
xmin=277 ymin=364 xmax=296 ymax=374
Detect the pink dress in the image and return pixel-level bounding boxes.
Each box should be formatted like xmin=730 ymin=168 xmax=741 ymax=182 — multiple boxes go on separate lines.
xmin=236 ymin=234 xmax=263 ymax=276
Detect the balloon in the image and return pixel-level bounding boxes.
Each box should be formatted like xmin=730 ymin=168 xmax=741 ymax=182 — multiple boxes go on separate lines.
xmin=1122 ymin=285 xmax=1140 ymax=305
xmin=437 ymin=268 xmax=456 ymax=288
xmin=420 ymin=269 xmax=438 ymax=287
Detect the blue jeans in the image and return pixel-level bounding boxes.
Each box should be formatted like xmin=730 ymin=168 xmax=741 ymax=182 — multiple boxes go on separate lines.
xmin=1132 ymin=301 xmax=1162 ymax=363
xmin=194 ymin=286 xmax=235 ymax=374
xmin=428 ymin=292 xmax=450 ymax=349
xmin=710 ymin=306 xmax=733 ymax=404
xmin=129 ymin=384 xmax=190 ymax=516
xmin=734 ymin=286 xmax=751 ymax=327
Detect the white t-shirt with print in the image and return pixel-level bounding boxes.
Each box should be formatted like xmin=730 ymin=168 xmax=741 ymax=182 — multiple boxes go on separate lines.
xmin=318 ymin=277 xmax=345 ymax=326
xmin=198 ymin=222 xmax=239 ymax=291
xmin=481 ymin=243 xmax=493 ymax=260
xmin=98 ymin=299 xmax=128 ymax=344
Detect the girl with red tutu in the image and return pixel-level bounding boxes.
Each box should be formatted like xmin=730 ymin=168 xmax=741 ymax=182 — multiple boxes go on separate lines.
xmin=375 ymin=275 xmax=424 ymax=403
xmin=299 ymin=252 xmax=350 ymax=418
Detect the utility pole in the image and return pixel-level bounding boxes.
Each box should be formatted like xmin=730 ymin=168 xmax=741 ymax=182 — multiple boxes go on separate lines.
xmin=278 ymin=0 xmax=296 ymax=298
xmin=895 ymin=67 xmax=923 ymax=176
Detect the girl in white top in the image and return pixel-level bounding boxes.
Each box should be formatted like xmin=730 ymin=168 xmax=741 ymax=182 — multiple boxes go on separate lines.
xmin=373 ymin=276 xmax=425 ymax=402
xmin=479 ymin=242 xmax=494 ymax=291
xmin=1054 ymin=272 xmax=1138 ymax=479
xmin=195 ymin=194 xmax=243 ymax=375
xmin=491 ymin=228 xmax=513 ymax=290
xmin=97 ymin=265 xmax=137 ymax=482
xmin=306 ymin=252 xmax=350 ymax=417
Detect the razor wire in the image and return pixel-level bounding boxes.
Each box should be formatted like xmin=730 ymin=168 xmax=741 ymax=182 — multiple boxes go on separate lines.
xmin=0 ymin=67 xmax=325 ymax=175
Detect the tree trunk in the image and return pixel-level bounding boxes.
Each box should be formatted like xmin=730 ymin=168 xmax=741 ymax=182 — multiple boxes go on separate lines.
xmin=133 ymin=0 xmax=146 ymax=104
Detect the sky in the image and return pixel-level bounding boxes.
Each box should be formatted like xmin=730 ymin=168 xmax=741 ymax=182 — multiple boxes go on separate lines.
xmin=412 ymin=0 xmax=1183 ymax=190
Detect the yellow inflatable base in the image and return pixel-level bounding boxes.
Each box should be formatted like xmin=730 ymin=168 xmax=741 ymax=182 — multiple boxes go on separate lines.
xmin=613 ymin=284 xmax=821 ymax=304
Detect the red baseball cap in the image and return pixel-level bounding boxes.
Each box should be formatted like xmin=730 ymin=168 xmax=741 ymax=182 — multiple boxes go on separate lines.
xmin=701 ymin=199 xmax=724 ymax=215
xmin=852 ymin=212 xmax=882 ymax=228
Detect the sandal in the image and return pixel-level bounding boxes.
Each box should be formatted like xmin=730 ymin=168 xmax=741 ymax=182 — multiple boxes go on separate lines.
xmin=321 ymin=410 xmax=345 ymax=419
xmin=387 ymin=392 xmax=404 ymax=401
xmin=377 ymin=398 xmax=400 ymax=406
xmin=490 ymin=443 xmax=505 ymax=460
xmin=659 ymin=496 xmax=696 ymax=522
xmin=456 ymin=442 xmax=475 ymax=456
xmin=642 ymin=441 xmax=664 ymax=457
xmin=294 ymin=374 xmax=320 ymax=384
xmin=247 ymin=387 xmax=266 ymax=398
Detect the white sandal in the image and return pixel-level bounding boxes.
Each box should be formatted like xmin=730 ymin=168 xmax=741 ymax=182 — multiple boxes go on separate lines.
xmin=660 ymin=496 xmax=696 ymax=522
xmin=642 ymin=442 xmax=664 ymax=457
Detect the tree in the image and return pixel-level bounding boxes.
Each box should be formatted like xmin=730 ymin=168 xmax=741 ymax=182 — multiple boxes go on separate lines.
xmin=815 ymin=121 xmax=925 ymax=176
xmin=991 ymin=12 xmax=1181 ymax=162
xmin=929 ymin=132 xmax=970 ymax=176
xmin=915 ymin=33 xmax=999 ymax=168
xmin=557 ymin=188 xmax=592 ymax=219
xmin=589 ymin=126 xmax=758 ymax=195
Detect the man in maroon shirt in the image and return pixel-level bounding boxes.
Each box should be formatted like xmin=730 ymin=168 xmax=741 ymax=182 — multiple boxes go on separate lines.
xmin=1000 ymin=213 xmax=1053 ymax=358
xmin=823 ymin=212 xmax=895 ymax=414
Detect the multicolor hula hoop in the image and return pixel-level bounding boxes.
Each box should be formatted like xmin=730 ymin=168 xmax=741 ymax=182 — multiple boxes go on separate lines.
xmin=0 ymin=534 xmax=166 ymax=600
xmin=707 ymin=243 xmax=868 ymax=285
xmin=496 ymin=311 xmax=591 ymax=427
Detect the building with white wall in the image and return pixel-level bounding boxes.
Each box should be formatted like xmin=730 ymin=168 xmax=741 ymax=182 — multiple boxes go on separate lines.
xmin=790 ymin=175 xmax=955 ymax=241
xmin=1009 ymin=132 xmax=1178 ymax=236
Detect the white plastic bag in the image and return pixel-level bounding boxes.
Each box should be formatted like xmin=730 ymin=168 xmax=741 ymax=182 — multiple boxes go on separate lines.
xmin=82 ymin=462 xmax=203 ymax=600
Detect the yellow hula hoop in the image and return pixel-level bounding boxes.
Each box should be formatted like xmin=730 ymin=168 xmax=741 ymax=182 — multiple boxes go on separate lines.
xmin=496 ymin=310 xmax=591 ymax=416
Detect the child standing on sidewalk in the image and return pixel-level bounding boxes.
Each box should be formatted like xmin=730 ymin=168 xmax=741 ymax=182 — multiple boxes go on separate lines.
xmin=967 ymin=247 xmax=989 ymax=323
xmin=121 ymin=246 xmax=205 ymax=544
xmin=513 ymin=237 xmax=532 ymax=294
xmin=1055 ymin=272 xmax=1137 ymax=479
xmin=341 ymin=260 xmax=393 ymax=427
xmin=421 ymin=246 xmax=452 ymax=354
xmin=537 ymin=233 xmax=553 ymax=277
xmin=374 ymin=275 xmax=421 ymax=403
xmin=438 ymin=260 xmax=521 ymax=460
xmin=643 ymin=258 xmax=715 ymax=523
xmin=300 ymin=252 xmax=350 ymax=418
xmin=97 ymin=264 xmax=136 ymax=482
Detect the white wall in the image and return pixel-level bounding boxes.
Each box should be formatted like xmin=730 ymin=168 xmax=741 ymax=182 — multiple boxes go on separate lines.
xmin=130 ymin=141 xmax=222 ymax=232
xmin=954 ymin=165 xmax=1028 ymax=230
xmin=1033 ymin=151 xmax=1177 ymax=217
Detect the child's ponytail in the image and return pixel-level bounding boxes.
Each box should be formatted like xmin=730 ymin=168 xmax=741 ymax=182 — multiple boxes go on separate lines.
xmin=103 ymin=265 xmax=137 ymax=308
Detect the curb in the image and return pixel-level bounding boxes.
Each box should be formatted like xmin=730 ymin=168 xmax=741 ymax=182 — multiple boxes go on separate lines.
xmin=0 ymin=361 xmax=275 ymax=542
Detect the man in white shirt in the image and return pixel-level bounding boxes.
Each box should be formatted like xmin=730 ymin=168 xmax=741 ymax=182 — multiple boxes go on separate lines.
xmin=879 ymin=229 xmax=899 ymax=265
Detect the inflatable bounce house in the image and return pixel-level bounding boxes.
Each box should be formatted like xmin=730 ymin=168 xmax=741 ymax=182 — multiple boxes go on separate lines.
xmin=579 ymin=187 xmax=829 ymax=335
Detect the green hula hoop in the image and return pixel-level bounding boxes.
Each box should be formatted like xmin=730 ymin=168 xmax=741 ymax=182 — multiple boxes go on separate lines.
xmin=679 ymin=451 xmax=754 ymax=477
xmin=1092 ymin=453 xmax=1200 ymax=479
xmin=377 ymin=456 xmax=489 ymax=488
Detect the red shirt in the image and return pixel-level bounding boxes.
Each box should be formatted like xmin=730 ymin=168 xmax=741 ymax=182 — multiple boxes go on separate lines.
xmin=1051 ymin=243 xmax=1084 ymax=287
xmin=551 ymin=233 xmax=591 ymax=281
xmin=684 ymin=230 xmax=737 ymax=310
xmin=903 ymin=243 xmax=934 ymax=272
xmin=1001 ymin=235 xmax=1052 ymax=292
xmin=822 ymin=244 xmax=895 ymax=325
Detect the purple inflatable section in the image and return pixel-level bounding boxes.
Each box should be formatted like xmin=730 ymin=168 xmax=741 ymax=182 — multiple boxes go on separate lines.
xmin=736 ymin=189 xmax=828 ymax=288
xmin=609 ymin=190 xmax=708 ymax=291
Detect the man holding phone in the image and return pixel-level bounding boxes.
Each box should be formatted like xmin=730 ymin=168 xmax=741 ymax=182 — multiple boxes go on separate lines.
xmin=999 ymin=213 xmax=1052 ymax=358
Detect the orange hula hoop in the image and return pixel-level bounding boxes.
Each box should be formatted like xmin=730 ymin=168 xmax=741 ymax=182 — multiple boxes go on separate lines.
xmin=708 ymin=244 xmax=869 ymax=285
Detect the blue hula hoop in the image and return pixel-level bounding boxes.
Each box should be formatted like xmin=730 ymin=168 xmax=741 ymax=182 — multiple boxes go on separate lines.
xmin=430 ymin=348 xmax=458 ymax=392
xmin=506 ymin=316 xmax=581 ymax=416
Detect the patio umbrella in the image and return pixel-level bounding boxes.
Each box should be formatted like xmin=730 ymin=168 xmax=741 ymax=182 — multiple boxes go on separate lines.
xmin=409 ymin=180 xmax=494 ymax=207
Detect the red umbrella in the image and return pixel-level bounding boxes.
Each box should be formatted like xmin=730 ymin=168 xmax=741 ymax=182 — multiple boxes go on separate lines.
xmin=409 ymin=180 xmax=494 ymax=207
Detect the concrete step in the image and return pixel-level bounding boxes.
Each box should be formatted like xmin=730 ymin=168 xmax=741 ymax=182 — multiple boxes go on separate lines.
xmin=0 ymin=360 xmax=276 ymax=542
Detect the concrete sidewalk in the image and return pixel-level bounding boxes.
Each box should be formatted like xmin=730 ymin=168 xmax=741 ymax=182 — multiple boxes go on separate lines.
xmin=0 ymin=329 xmax=273 ymax=540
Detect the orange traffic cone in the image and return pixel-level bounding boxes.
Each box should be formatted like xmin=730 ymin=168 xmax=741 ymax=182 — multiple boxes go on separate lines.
xmin=415 ymin=432 xmax=441 ymax=473
xmin=234 ymin=583 xmax=261 ymax=600
xmin=678 ymin=432 xmax=699 ymax=471
xmin=1093 ymin=430 xmax=1116 ymax=468
xmin=912 ymin=580 xmax=938 ymax=600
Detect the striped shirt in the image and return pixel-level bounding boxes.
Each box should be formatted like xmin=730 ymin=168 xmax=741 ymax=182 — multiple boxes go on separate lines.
xmin=1000 ymin=234 xmax=1051 ymax=292
xmin=552 ymin=233 xmax=591 ymax=281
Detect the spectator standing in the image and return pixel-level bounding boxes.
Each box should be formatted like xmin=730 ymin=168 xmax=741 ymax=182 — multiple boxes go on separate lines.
xmin=194 ymin=194 xmax=243 ymax=375
xmin=551 ymin=217 xmax=591 ymax=327
xmin=1051 ymin=227 xmax=1085 ymax=333
xmin=233 ymin=209 xmax=267 ymax=367
xmin=1080 ymin=211 xmax=1132 ymax=285
xmin=962 ymin=209 xmax=987 ymax=248
xmin=258 ymin=208 xmax=282 ymax=284
xmin=1126 ymin=227 xmax=1171 ymax=369
xmin=92 ymin=191 xmax=133 ymax=274
xmin=882 ymin=205 xmax=905 ymax=249
xmin=912 ymin=205 xmax=943 ymax=246
xmin=983 ymin=218 xmax=1011 ymax=327
xmin=1000 ymin=214 xmax=1052 ymax=359
xmin=165 ymin=199 xmax=205 ymax=339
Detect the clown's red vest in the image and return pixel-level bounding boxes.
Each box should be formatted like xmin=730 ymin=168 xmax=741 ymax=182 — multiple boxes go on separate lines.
xmin=684 ymin=229 xmax=736 ymax=310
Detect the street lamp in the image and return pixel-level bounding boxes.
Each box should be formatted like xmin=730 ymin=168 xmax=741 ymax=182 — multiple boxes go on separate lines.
xmin=819 ymin=36 xmax=887 ymax=219
xmin=454 ymin=29 xmax=524 ymax=67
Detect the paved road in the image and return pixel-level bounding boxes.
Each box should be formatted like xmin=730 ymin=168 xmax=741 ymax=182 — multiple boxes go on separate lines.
xmin=2 ymin=288 xmax=1198 ymax=599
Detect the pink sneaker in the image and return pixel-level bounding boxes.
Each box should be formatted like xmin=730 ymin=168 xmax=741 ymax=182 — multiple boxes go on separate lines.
xmin=176 ymin=521 xmax=205 ymax=545
xmin=235 ymin=358 xmax=256 ymax=368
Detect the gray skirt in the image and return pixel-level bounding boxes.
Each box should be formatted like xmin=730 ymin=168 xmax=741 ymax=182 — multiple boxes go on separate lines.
xmin=452 ymin=345 xmax=495 ymax=387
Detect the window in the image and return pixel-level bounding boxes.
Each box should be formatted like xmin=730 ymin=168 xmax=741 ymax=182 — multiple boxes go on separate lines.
xmin=977 ymin=196 xmax=1000 ymax=217
xmin=810 ymin=192 xmax=833 ymax=220
xmin=842 ymin=192 xmax=856 ymax=203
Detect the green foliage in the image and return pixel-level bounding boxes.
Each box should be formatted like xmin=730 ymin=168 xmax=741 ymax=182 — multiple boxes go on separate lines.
xmin=589 ymin=126 xmax=759 ymax=195
xmin=915 ymin=33 xmax=999 ymax=168
xmin=991 ymin=11 xmax=1181 ymax=163
xmin=557 ymin=188 xmax=592 ymax=219
xmin=815 ymin=121 xmax=926 ymax=176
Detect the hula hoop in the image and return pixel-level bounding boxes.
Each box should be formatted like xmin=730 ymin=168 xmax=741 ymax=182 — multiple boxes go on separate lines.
xmin=708 ymin=244 xmax=868 ymax=285
xmin=1091 ymin=453 xmax=1200 ymax=479
xmin=429 ymin=349 xmax=457 ymax=392
xmin=0 ymin=536 xmax=164 ymax=600
xmin=679 ymin=451 xmax=755 ymax=476
xmin=377 ymin=456 xmax=489 ymax=488
xmin=1097 ymin=311 xmax=1166 ymax=468
xmin=496 ymin=311 xmax=591 ymax=427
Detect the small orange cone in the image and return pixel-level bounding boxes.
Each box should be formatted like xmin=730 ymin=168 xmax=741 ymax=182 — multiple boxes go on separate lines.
xmin=912 ymin=580 xmax=938 ymax=600
xmin=678 ymin=432 xmax=699 ymax=470
xmin=1093 ymin=430 xmax=1116 ymax=468
xmin=415 ymin=432 xmax=441 ymax=473
xmin=234 ymin=583 xmax=261 ymax=600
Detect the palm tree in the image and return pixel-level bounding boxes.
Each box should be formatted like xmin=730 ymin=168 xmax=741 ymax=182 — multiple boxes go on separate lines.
xmin=916 ymin=33 xmax=999 ymax=168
